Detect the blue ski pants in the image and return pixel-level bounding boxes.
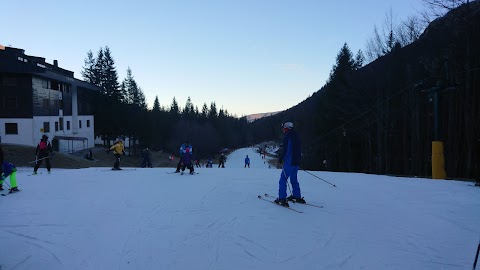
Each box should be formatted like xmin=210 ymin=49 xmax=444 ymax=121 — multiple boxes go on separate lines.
xmin=278 ymin=165 xmax=301 ymax=199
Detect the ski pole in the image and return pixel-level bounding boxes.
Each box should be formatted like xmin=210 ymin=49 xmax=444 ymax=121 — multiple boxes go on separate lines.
xmin=28 ymin=155 xmax=53 ymax=164
xmin=282 ymin=167 xmax=293 ymax=197
xmin=2 ymin=180 xmax=11 ymax=189
xmin=301 ymin=168 xmax=337 ymax=187
xmin=474 ymin=239 xmax=480 ymax=270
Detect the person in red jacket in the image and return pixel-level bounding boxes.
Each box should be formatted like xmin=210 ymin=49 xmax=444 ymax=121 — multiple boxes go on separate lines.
xmin=33 ymin=134 xmax=54 ymax=175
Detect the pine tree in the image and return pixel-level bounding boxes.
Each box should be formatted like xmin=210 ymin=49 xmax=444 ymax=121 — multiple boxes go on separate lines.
xmin=152 ymin=96 xmax=161 ymax=112
xmin=81 ymin=50 xmax=96 ymax=84
xmin=103 ymin=47 xmax=121 ymax=102
xmin=208 ymin=102 xmax=218 ymax=119
xmin=328 ymin=43 xmax=356 ymax=83
xmin=170 ymin=97 xmax=180 ymax=117
xmin=183 ymin=96 xmax=194 ymax=117
xmin=354 ymin=50 xmax=365 ymax=70
xmin=122 ymin=67 xmax=147 ymax=109
xmin=201 ymin=103 xmax=209 ymax=119
xmin=93 ymin=48 xmax=105 ymax=90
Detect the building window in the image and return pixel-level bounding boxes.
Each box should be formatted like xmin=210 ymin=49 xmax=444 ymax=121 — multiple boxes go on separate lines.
xmin=59 ymin=118 xmax=64 ymax=130
xmin=67 ymin=121 xmax=70 ymax=130
xmin=79 ymin=120 xmax=82 ymax=129
xmin=87 ymin=120 xmax=90 ymax=128
xmin=55 ymin=122 xmax=59 ymax=131
xmin=43 ymin=122 xmax=50 ymax=133
xmin=5 ymin=97 xmax=18 ymax=109
xmin=5 ymin=123 xmax=18 ymax=134
xmin=42 ymin=79 xmax=50 ymax=89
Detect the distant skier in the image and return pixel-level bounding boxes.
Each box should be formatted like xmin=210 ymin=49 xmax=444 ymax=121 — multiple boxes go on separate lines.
xmin=175 ymin=141 xmax=192 ymax=173
xmin=180 ymin=148 xmax=194 ymax=174
xmin=141 ymin=148 xmax=152 ymax=168
xmin=206 ymin=158 xmax=213 ymax=168
xmin=244 ymin=155 xmax=250 ymax=168
xmin=195 ymin=158 xmax=201 ymax=168
xmin=85 ymin=149 xmax=94 ymax=161
xmin=275 ymin=122 xmax=305 ymax=207
xmin=33 ymin=134 xmax=54 ymax=175
xmin=107 ymin=139 xmax=125 ymax=170
xmin=218 ymin=153 xmax=226 ymax=168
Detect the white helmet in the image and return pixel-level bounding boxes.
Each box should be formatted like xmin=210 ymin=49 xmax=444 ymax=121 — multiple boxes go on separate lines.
xmin=282 ymin=122 xmax=294 ymax=129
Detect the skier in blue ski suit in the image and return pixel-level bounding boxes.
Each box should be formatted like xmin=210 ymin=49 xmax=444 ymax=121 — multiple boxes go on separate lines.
xmin=275 ymin=122 xmax=305 ymax=207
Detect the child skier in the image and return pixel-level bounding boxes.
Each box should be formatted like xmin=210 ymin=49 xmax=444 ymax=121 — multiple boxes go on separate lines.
xmin=206 ymin=158 xmax=213 ymax=168
xmin=180 ymin=148 xmax=195 ymax=174
xmin=0 ymin=161 xmax=20 ymax=193
xmin=175 ymin=141 xmax=192 ymax=173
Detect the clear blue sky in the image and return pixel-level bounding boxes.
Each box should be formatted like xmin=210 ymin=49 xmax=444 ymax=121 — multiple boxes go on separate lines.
xmin=2 ymin=0 xmax=423 ymax=117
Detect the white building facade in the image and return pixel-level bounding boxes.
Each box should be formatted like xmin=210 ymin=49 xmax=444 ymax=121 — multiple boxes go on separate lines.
xmin=0 ymin=47 xmax=101 ymax=152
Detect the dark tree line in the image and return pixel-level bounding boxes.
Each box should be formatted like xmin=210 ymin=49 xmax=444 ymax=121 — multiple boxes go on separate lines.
xmin=81 ymin=47 xmax=249 ymax=158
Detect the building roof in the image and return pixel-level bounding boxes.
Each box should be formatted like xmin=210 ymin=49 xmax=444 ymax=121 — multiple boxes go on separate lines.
xmin=0 ymin=46 xmax=101 ymax=92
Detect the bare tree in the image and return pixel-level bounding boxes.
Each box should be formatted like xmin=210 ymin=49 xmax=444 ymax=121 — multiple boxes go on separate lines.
xmin=365 ymin=25 xmax=385 ymax=62
xmin=422 ymin=0 xmax=470 ymax=18
xmin=396 ymin=15 xmax=425 ymax=46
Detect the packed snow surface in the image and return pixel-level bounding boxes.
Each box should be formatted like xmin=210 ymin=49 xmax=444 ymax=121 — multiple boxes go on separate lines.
xmin=1 ymin=147 xmax=479 ymax=270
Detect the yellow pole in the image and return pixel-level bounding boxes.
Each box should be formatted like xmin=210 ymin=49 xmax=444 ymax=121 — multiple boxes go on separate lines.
xmin=432 ymin=141 xmax=446 ymax=179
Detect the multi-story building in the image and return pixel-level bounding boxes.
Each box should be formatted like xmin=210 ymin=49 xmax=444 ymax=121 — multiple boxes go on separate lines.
xmin=0 ymin=46 xmax=101 ymax=153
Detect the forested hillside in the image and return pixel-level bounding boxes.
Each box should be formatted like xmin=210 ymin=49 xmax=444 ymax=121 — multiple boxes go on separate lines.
xmin=250 ymin=1 xmax=480 ymax=179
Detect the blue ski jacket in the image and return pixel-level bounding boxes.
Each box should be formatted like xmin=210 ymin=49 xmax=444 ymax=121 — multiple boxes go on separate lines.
xmin=280 ymin=129 xmax=301 ymax=167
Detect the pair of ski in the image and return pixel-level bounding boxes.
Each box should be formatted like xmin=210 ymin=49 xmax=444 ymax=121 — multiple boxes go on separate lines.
xmin=1 ymin=189 xmax=21 ymax=196
xmin=166 ymin=171 xmax=199 ymax=175
xmin=258 ymin=193 xmax=323 ymax=213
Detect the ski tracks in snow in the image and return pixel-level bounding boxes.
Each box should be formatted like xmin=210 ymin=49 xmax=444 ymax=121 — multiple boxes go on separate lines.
xmin=118 ymin=202 xmax=165 ymax=268
xmin=3 ymin=229 xmax=90 ymax=269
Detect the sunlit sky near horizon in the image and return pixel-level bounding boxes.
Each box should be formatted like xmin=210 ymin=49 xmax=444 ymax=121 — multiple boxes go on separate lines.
xmin=2 ymin=0 xmax=424 ymax=117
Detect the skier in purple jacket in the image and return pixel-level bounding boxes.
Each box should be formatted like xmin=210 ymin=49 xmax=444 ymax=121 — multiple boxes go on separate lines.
xmin=180 ymin=148 xmax=195 ymax=174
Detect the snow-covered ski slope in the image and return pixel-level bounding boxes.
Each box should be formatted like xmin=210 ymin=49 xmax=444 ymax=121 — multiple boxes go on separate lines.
xmin=1 ymin=147 xmax=479 ymax=270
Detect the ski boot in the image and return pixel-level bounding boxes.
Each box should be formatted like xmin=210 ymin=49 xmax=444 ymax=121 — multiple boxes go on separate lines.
xmin=287 ymin=195 xmax=306 ymax=204
xmin=0 ymin=185 xmax=4 ymax=191
xmin=274 ymin=198 xmax=290 ymax=207
xmin=9 ymin=187 xmax=20 ymax=193
xmin=32 ymin=171 xmax=38 ymax=175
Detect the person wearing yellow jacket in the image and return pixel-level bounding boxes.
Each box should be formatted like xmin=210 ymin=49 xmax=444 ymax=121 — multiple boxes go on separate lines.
xmin=107 ymin=139 xmax=125 ymax=170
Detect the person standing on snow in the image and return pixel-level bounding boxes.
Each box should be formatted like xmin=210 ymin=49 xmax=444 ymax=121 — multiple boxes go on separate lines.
xmin=275 ymin=122 xmax=306 ymax=207
xmin=244 ymin=155 xmax=250 ymax=168
xmin=180 ymin=148 xmax=195 ymax=174
xmin=0 ymin=160 xmax=20 ymax=193
xmin=33 ymin=134 xmax=54 ymax=175
xmin=107 ymin=139 xmax=125 ymax=170
xmin=218 ymin=153 xmax=226 ymax=168
xmin=1 ymin=142 xmax=19 ymax=193
xmin=206 ymin=157 xmax=213 ymax=168
xmin=141 ymin=148 xmax=153 ymax=168
xmin=175 ymin=141 xmax=192 ymax=173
